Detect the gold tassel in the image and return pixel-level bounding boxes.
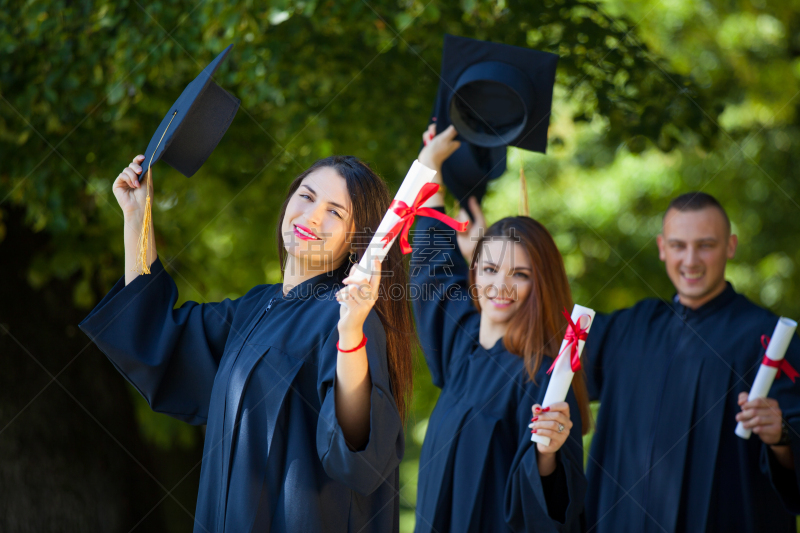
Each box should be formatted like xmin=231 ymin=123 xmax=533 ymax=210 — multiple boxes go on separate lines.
xmin=519 ymin=166 xmax=529 ymax=217
xmin=134 ymin=168 xmax=153 ymax=275
xmin=133 ymin=111 xmax=177 ymax=276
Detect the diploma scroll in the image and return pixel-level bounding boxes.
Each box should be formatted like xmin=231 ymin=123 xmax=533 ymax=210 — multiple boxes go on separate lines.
xmin=342 ymin=160 xmax=437 ymax=292
xmin=735 ymin=317 xmax=798 ymax=440
xmin=531 ymin=304 xmax=596 ymax=446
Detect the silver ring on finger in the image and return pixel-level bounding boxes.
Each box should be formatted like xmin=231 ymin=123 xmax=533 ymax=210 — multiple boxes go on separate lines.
xmin=557 ymin=423 xmax=565 ymax=433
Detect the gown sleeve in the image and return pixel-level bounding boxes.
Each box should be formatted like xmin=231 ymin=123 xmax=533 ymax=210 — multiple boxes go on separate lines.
xmin=78 ymin=256 xmax=267 ymax=425
xmin=583 ymin=311 xmax=614 ymax=402
xmin=316 ymin=309 xmax=404 ymax=496
xmin=409 ymin=208 xmax=480 ymax=388
xmin=541 ymin=460 xmax=570 ymax=522
xmin=760 ymin=334 xmax=800 ymax=513
xmin=504 ymin=376 xmax=587 ymax=532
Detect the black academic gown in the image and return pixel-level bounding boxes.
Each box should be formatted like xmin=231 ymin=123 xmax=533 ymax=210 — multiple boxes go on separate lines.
xmin=584 ymin=283 xmax=800 ymax=533
xmin=79 ymin=258 xmax=404 ymax=533
xmin=409 ymin=213 xmax=587 ymax=533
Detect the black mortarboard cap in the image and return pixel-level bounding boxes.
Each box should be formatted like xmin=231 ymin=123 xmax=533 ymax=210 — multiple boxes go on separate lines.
xmin=433 ymin=34 xmax=557 ymax=205
xmin=141 ymin=44 xmax=240 ymax=178
xmin=427 ymin=102 xmax=507 ymax=209
xmin=440 ymin=136 xmax=507 ymax=206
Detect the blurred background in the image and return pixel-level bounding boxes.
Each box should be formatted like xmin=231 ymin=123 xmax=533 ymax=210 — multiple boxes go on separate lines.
xmin=2 ymin=0 xmax=799 ymax=531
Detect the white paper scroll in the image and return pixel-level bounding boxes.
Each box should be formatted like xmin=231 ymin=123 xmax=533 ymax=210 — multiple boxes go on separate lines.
xmin=344 ymin=159 xmax=437 ymax=290
xmin=531 ymin=304 xmax=596 ymax=446
xmin=735 ymin=317 xmax=798 ymax=440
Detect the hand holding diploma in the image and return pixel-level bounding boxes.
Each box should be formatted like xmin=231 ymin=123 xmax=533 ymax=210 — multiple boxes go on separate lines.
xmin=735 ymin=317 xmax=798 ymax=441
xmin=529 ymin=401 xmax=574 ymax=475
xmin=736 ymin=394 xmax=784 ymax=444
xmin=343 ymin=158 xmax=467 ymax=294
xmin=531 ymin=304 xmax=595 ymax=446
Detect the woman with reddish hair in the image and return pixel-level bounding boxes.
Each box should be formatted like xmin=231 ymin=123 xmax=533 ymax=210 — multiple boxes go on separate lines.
xmin=410 ymin=125 xmax=590 ymax=532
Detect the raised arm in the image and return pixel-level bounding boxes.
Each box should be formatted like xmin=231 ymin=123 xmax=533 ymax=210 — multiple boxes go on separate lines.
xmin=114 ymin=154 xmax=157 ymax=285
xmin=79 ymin=259 xmax=268 ymax=424
xmin=79 ymin=156 xmax=269 ymax=424
xmin=410 ymin=125 xmax=482 ymax=387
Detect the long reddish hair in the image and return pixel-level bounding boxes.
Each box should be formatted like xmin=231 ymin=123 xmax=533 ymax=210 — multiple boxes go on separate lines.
xmin=468 ymin=216 xmax=591 ymax=434
xmin=276 ymin=156 xmax=414 ymax=422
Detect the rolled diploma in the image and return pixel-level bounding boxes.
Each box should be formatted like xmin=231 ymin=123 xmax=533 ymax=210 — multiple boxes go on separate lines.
xmin=735 ymin=317 xmax=798 ymax=439
xmin=532 ymin=304 xmax=596 ymax=446
xmin=343 ymin=159 xmax=437 ymax=289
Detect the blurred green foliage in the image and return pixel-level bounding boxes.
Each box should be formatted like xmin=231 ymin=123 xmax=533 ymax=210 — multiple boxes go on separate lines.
xmin=3 ymin=0 xmax=800 ymax=530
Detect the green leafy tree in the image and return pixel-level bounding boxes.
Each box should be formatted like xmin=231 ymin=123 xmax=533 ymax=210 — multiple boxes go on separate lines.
xmin=5 ymin=0 xmax=794 ymax=531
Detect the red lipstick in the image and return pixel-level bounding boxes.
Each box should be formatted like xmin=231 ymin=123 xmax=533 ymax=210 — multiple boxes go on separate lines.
xmin=294 ymin=224 xmax=320 ymax=241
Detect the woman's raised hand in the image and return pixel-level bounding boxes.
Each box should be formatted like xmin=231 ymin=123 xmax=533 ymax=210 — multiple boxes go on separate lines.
xmin=418 ymin=124 xmax=460 ymax=172
xmin=455 ymin=196 xmax=485 ymax=262
xmin=113 ymin=155 xmax=152 ymax=219
xmin=418 ymin=124 xmax=460 ymax=209
xmin=117 ymin=155 xmax=158 ymax=283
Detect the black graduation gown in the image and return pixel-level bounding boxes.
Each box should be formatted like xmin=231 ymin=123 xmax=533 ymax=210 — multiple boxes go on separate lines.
xmin=409 ymin=213 xmax=587 ymax=533
xmin=584 ymin=283 xmax=800 ymax=533
xmin=79 ymin=257 xmax=404 ymax=533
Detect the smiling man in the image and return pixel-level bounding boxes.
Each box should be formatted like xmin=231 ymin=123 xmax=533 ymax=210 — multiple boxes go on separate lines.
xmin=583 ymin=192 xmax=800 ymax=533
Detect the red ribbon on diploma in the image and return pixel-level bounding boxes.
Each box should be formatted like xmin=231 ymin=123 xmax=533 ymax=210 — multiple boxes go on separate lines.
xmin=382 ymin=182 xmax=468 ymax=254
xmin=760 ymin=335 xmax=800 ymax=383
xmin=547 ymin=309 xmax=591 ymax=375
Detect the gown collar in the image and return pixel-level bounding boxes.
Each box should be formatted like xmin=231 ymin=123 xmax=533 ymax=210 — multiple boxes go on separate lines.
xmin=281 ymin=266 xmax=347 ymax=300
xmin=671 ymin=281 xmax=737 ymax=320
xmin=486 ymin=337 xmax=507 ymax=354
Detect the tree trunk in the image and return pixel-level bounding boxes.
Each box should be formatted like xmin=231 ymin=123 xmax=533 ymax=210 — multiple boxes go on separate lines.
xmin=0 ymin=207 xmax=202 ymax=532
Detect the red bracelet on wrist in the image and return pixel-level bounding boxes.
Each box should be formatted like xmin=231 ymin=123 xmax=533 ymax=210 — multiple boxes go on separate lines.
xmin=337 ymin=335 xmax=368 ymax=353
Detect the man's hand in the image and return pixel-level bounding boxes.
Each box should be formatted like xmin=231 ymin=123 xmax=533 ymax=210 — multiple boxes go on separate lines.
xmin=736 ymin=392 xmax=783 ymax=444
xmin=737 ymin=392 xmax=794 ymax=469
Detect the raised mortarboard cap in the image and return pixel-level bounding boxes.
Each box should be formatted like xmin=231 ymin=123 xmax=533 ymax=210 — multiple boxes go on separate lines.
xmin=427 ymin=101 xmax=507 ymax=208
xmin=141 ymin=44 xmax=240 ymax=178
xmin=435 ymin=34 xmax=558 ymax=151
xmin=433 ymin=34 xmax=557 ymax=205
xmin=441 ymin=138 xmax=507 ymax=206
xmin=133 ymin=45 xmax=240 ymax=277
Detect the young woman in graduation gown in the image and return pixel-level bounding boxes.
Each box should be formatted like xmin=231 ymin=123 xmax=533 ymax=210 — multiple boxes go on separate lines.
xmin=79 ymin=155 xmax=414 ymax=532
xmin=409 ymin=125 xmax=590 ymax=533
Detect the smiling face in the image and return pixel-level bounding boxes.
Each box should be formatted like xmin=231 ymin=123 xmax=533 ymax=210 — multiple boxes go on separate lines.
xmin=280 ymin=167 xmax=354 ymax=272
xmin=657 ymin=206 xmax=738 ymax=309
xmin=474 ymin=239 xmax=533 ymax=325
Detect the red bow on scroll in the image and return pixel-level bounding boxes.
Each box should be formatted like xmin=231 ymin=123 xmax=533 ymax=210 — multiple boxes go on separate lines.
xmin=381 ymin=182 xmax=468 ymax=254
xmin=760 ymin=335 xmax=800 ymax=383
xmin=547 ymin=309 xmax=591 ymax=375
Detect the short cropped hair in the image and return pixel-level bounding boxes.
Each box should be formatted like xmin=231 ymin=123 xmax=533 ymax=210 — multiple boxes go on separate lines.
xmin=664 ymin=192 xmax=731 ymax=233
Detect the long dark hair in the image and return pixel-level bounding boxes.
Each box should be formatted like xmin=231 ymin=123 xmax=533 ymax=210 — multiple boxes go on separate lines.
xmin=276 ymin=156 xmax=415 ymax=422
xmin=467 ymin=216 xmax=591 ymax=434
